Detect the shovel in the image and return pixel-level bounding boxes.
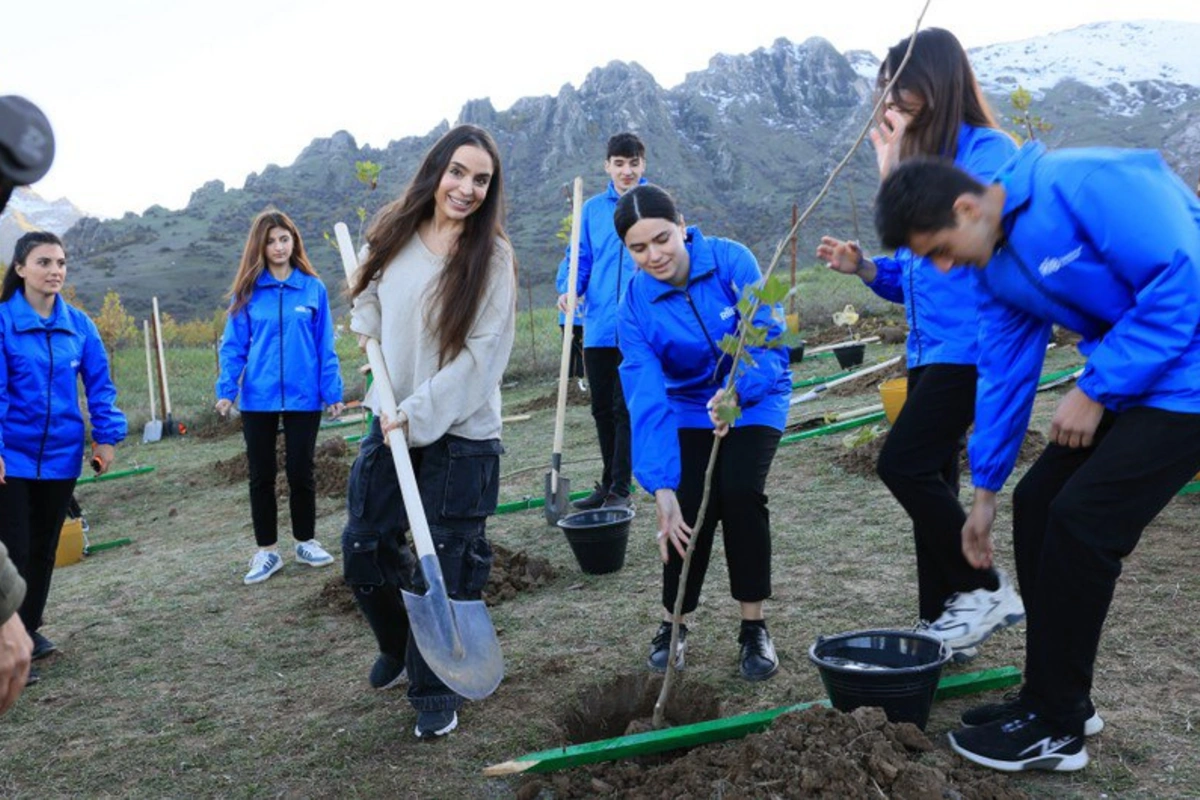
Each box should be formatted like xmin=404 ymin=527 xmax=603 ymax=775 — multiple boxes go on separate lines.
xmin=544 ymin=176 xmax=583 ymax=524
xmin=334 ymin=222 xmax=503 ymax=701
xmin=151 ymin=297 xmax=178 ymax=436
xmin=789 ymin=355 xmax=903 ymax=405
xmin=141 ymin=320 xmax=163 ymax=443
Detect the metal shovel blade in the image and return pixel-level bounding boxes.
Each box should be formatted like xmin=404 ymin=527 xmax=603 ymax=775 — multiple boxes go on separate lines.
xmin=403 ymin=554 xmax=504 ymax=701
xmin=142 ymin=419 xmax=162 ymax=443
xmin=543 ymin=471 xmax=571 ymax=525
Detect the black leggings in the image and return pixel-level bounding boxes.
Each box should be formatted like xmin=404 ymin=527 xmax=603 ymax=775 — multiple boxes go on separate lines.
xmin=663 ymin=425 xmax=781 ymax=614
xmin=584 ymin=347 xmax=631 ymax=495
xmin=241 ymin=410 xmax=322 ymax=547
xmin=0 ymin=477 xmax=77 ymax=634
xmin=876 ymin=363 xmax=994 ymax=622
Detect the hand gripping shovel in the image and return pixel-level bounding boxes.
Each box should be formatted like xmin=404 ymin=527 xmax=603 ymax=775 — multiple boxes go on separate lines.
xmin=334 ymin=222 xmax=503 ymax=701
xmin=141 ymin=320 xmax=163 ymax=443
xmin=544 ymin=177 xmax=583 ymax=524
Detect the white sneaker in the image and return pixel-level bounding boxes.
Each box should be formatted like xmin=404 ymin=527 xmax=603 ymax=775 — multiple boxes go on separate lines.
xmin=295 ymin=540 xmax=334 ymax=567
xmin=928 ymin=570 xmax=1025 ymax=650
xmin=244 ymin=550 xmax=283 ymax=584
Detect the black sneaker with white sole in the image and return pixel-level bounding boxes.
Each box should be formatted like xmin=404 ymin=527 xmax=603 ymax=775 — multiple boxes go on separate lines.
xmin=414 ymin=709 xmax=458 ymax=740
xmin=961 ymin=690 xmax=1105 ymax=736
xmin=30 ymin=631 xmax=56 ymax=660
xmin=949 ymin=711 xmax=1088 ymax=772
xmin=647 ymin=621 xmax=687 ymax=672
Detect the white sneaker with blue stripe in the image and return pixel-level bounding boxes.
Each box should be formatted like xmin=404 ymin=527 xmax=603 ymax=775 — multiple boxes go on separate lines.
xmin=244 ymin=550 xmax=283 ymax=584
xmin=295 ymin=540 xmax=334 ymax=567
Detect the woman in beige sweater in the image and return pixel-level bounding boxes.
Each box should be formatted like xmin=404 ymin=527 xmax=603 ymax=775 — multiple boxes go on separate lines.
xmin=343 ymin=124 xmax=516 ymax=740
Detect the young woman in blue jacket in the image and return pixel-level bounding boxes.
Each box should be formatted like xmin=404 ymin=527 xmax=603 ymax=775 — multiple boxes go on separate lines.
xmin=876 ymin=145 xmax=1200 ymax=772
xmin=216 ymin=210 xmax=344 ymax=585
xmin=817 ymin=28 xmax=1022 ymax=661
xmin=0 ymin=231 xmax=126 ymax=686
xmin=616 ymin=185 xmax=791 ymax=682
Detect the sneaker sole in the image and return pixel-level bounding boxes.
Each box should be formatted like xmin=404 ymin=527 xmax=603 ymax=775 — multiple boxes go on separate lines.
xmin=373 ymin=669 xmax=408 ymax=691
xmin=31 ymin=646 xmax=57 ymax=661
xmin=243 ymin=562 xmax=283 ymax=585
xmin=414 ymin=713 xmax=458 ymax=739
xmin=948 ymin=731 xmax=1089 ymax=772
xmin=297 ymin=557 xmax=334 ymax=567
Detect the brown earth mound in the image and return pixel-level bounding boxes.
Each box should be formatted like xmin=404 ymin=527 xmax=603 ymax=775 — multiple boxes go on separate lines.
xmin=212 ymin=435 xmax=352 ymax=498
xmin=522 ymin=704 xmax=1025 ymax=799
xmin=485 ymin=544 xmax=557 ymax=606
xmin=824 ymin=360 xmax=908 ymax=398
xmin=510 ymin=383 xmax=591 ymax=415
xmin=833 ymin=428 xmax=1052 ymax=481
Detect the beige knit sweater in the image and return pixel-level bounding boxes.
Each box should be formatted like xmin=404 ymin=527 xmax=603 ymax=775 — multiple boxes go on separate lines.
xmin=350 ymin=234 xmax=516 ymax=447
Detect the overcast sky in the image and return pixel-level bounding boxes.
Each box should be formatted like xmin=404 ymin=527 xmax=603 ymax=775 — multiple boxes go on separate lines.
xmin=5 ymin=0 xmax=1200 ymax=218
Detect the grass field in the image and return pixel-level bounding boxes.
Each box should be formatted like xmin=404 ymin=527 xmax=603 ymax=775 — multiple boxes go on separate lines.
xmin=1 ymin=288 xmax=1197 ymax=798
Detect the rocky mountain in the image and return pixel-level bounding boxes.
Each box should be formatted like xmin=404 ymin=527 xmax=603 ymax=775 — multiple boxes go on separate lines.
xmin=51 ymin=20 xmax=1200 ymax=320
xmin=0 ymin=187 xmax=85 ymax=266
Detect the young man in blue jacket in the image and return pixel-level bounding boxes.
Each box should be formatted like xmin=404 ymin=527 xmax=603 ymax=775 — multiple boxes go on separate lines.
xmin=556 ymin=132 xmax=647 ymax=509
xmin=875 ymin=143 xmax=1200 ymax=773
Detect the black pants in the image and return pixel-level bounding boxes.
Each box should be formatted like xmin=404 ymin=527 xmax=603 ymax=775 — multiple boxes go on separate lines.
xmin=1012 ymin=407 xmax=1200 ymax=737
xmin=559 ymin=325 xmax=585 ymax=379
xmin=0 ymin=477 xmax=77 ymax=635
xmin=241 ymin=410 xmax=322 ymax=547
xmin=342 ymin=421 xmax=502 ymax=712
xmin=663 ymin=425 xmax=780 ymax=614
xmin=584 ymin=347 xmax=631 ymax=496
xmin=876 ymin=363 xmax=994 ymax=622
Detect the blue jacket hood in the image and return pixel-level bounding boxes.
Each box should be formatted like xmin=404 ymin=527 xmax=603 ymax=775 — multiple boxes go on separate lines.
xmin=969 ymin=141 xmax=1200 ymax=490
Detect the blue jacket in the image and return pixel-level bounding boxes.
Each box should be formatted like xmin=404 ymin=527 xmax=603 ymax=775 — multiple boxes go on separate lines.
xmin=216 ymin=269 xmax=343 ymax=412
xmin=556 ymin=179 xmax=646 ymax=348
xmin=0 ymin=291 xmax=127 ymax=480
xmin=970 ymin=142 xmax=1200 ymax=491
xmin=865 ymin=125 xmax=1016 ymax=367
xmin=618 ymin=228 xmax=792 ymax=493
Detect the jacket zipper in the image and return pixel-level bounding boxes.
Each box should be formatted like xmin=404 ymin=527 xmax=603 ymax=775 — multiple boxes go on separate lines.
xmin=277 ymin=286 xmax=286 ymax=410
xmin=36 ymin=330 xmax=54 ymax=478
xmin=683 ymin=289 xmax=722 ymax=382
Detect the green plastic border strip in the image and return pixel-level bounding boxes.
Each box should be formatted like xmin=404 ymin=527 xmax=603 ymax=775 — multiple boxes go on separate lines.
xmin=1179 ymin=481 xmax=1200 ymax=496
xmin=77 ymin=465 xmax=155 ymax=485
xmin=496 ymin=489 xmax=594 ymax=516
xmin=486 ymin=666 xmax=1020 ymax=776
xmin=780 ymin=411 xmax=885 ymax=445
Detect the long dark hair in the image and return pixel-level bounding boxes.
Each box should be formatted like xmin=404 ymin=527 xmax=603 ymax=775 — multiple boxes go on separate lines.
xmin=2 ymin=230 xmax=65 ymax=302
xmin=613 ymin=184 xmax=681 ymax=241
xmin=226 ymin=209 xmax=318 ymax=315
xmin=350 ymin=124 xmax=513 ymax=366
xmin=877 ymin=28 xmax=1000 ymax=160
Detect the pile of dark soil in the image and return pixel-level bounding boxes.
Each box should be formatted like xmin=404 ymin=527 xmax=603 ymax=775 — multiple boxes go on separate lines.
xmin=523 ymin=705 xmax=1025 ymax=799
xmin=803 ymin=318 xmax=907 ymax=348
xmin=824 ymin=360 xmax=908 ymax=398
xmin=833 ymin=428 xmax=1051 ymax=482
xmin=308 ymin=542 xmax=555 ymax=616
xmin=211 ymin=435 xmax=352 ymax=498
xmin=484 ymin=544 xmax=557 ymax=606
xmin=190 ymin=412 xmax=243 ymax=440
xmin=510 ymin=383 xmax=591 ymax=415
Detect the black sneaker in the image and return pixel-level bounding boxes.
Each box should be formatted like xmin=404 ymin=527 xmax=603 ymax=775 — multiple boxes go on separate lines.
xmin=601 ymin=492 xmax=632 ymax=509
xmin=738 ymin=624 xmax=779 ymax=681
xmin=414 ymin=709 xmax=458 ymax=740
xmin=30 ymin=631 xmax=56 ymax=661
xmin=647 ymin=621 xmax=687 ymax=672
xmin=572 ymin=483 xmax=610 ymax=511
xmin=949 ymin=711 xmax=1088 ymax=772
xmin=26 ymin=666 xmax=39 ymax=686
xmin=368 ymin=653 xmax=407 ymax=690
xmin=962 ymin=690 xmax=1105 ymax=736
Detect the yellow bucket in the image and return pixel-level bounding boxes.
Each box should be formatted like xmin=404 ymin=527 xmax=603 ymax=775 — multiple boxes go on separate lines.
xmin=879 ymin=378 xmax=908 ymax=424
xmin=55 ymin=518 xmax=85 ymax=568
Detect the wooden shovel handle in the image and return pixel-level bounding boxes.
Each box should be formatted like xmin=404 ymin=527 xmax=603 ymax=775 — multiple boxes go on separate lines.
xmin=550 ymin=177 xmax=584 ymax=492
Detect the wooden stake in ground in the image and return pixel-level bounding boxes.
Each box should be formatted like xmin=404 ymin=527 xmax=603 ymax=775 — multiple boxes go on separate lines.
xmin=651 ymin=0 xmax=932 ymax=730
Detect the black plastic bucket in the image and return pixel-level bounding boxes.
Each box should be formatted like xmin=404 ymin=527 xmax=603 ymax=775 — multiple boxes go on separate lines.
xmin=808 ymin=629 xmax=951 ymax=729
xmin=556 ymin=507 xmax=634 ymax=575
xmin=789 ymin=339 xmax=806 ymax=364
xmin=833 ymin=343 xmax=865 ymax=368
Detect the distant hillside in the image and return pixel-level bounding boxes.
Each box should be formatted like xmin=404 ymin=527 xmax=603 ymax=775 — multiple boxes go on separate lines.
xmin=0 ymin=187 xmax=85 ymax=266
xmin=55 ymin=21 xmax=1200 ymax=321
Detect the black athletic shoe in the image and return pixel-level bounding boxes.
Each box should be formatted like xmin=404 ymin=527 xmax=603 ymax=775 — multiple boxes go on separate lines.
xmin=368 ymin=653 xmax=407 ymax=690
xmin=414 ymin=709 xmax=458 ymax=740
xmin=949 ymin=711 xmax=1088 ymax=772
xmin=571 ymin=483 xmax=610 ymax=511
xmin=738 ymin=624 xmax=779 ymax=681
xmin=647 ymin=621 xmax=687 ymax=672
xmin=26 ymin=666 xmax=39 ymax=686
xmin=30 ymin=631 xmax=56 ymax=661
xmin=962 ymin=690 xmax=1105 ymax=736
